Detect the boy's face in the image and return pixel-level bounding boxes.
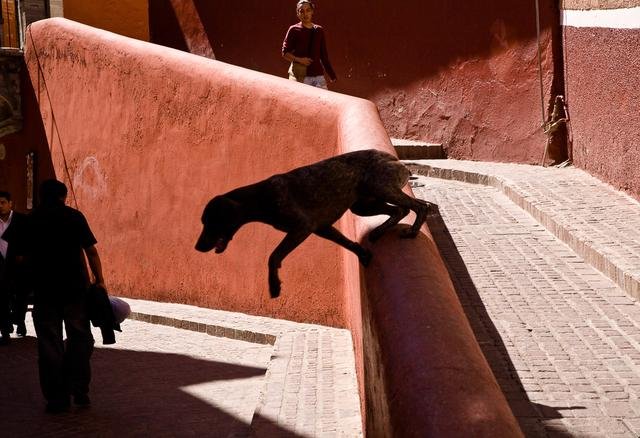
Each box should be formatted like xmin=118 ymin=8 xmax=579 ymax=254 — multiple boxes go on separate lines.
xmin=297 ymin=3 xmax=314 ymax=25
xmin=0 ymin=197 xmax=12 ymax=217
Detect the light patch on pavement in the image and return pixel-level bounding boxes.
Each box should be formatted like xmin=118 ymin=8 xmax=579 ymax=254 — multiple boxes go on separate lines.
xmin=180 ymin=375 xmax=267 ymax=424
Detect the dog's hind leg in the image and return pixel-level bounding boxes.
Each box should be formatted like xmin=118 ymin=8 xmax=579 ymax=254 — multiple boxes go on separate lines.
xmin=314 ymin=226 xmax=372 ymax=266
xmin=268 ymin=230 xmax=311 ymax=298
xmin=350 ymin=199 xmax=409 ymax=242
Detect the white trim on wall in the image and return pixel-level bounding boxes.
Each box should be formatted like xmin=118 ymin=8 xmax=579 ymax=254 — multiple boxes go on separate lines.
xmin=562 ymin=6 xmax=640 ymax=28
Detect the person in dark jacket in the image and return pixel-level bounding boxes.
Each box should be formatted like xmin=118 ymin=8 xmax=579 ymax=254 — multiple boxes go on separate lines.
xmin=0 ymin=190 xmax=30 ymax=342
xmin=12 ymin=179 xmax=106 ymax=413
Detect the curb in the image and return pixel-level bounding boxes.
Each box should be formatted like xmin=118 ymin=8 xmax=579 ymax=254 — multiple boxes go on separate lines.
xmin=129 ymin=311 xmax=277 ymax=345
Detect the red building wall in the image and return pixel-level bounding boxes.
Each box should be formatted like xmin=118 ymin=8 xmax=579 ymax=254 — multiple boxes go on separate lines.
xmin=150 ymin=0 xmax=564 ymax=164
xmin=562 ymin=4 xmax=640 ymax=199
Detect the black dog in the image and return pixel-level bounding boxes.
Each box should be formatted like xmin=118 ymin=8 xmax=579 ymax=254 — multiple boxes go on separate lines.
xmin=195 ymin=149 xmax=434 ymax=298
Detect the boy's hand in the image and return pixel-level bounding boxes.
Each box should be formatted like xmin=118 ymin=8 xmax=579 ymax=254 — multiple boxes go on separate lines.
xmin=296 ymin=57 xmax=313 ymax=66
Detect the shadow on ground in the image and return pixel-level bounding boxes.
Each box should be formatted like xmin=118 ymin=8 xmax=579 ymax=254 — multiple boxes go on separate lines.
xmin=426 ymin=210 xmax=582 ymax=437
xmin=0 ymin=336 xmax=302 ymax=437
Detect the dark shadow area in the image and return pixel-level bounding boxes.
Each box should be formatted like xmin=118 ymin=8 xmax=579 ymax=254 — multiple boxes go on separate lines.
xmin=426 ymin=210 xmax=582 ymax=437
xmin=148 ymin=0 xmax=191 ymax=55
xmin=148 ymin=0 xmax=559 ymax=97
xmin=0 ymin=335 xmax=303 ymax=437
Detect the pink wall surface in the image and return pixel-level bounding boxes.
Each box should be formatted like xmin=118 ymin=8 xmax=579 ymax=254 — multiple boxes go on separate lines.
xmin=150 ymin=0 xmax=566 ymax=164
xmin=24 ymin=18 xmax=521 ymax=436
xmin=563 ymin=25 xmax=640 ymax=199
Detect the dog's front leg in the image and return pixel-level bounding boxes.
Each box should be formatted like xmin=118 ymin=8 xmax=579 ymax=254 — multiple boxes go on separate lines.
xmin=314 ymin=226 xmax=372 ymax=266
xmin=268 ymin=230 xmax=311 ymax=298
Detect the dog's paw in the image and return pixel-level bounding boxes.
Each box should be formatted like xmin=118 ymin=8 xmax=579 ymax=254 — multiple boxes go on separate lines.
xmin=359 ymin=249 xmax=372 ymax=267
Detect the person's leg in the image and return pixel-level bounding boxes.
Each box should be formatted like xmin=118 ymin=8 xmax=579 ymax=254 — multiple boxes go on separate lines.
xmin=303 ymin=75 xmax=328 ymax=89
xmin=0 ymin=262 xmax=12 ymax=344
xmin=33 ymin=301 xmax=69 ymax=411
xmin=63 ymin=298 xmax=94 ymax=405
xmin=11 ymin=281 xmax=29 ymax=336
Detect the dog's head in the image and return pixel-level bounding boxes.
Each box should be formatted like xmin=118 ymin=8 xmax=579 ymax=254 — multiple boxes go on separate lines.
xmin=195 ymin=196 xmax=243 ymax=254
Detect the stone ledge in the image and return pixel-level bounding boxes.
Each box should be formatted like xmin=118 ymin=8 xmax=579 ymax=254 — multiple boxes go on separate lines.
xmin=391 ymin=138 xmax=444 ymax=160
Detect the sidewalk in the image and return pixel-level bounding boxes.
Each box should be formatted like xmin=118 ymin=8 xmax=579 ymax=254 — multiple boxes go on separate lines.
xmin=408 ymin=159 xmax=640 ymax=437
xmin=0 ymin=299 xmax=362 ymax=437
xmin=407 ymin=159 xmax=640 ymax=302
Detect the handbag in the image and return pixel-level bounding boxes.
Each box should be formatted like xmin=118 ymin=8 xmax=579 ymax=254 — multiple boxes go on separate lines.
xmin=288 ymin=27 xmax=315 ymax=82
xmin=289 ymin=61 xmax=308 ymax=82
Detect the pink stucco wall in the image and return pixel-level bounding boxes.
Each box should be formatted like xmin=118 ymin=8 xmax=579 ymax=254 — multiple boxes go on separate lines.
xmin=24 ymin=18 xmax=521 ymax=436
xmin=563 ymin=25 xmax=640 ymax=200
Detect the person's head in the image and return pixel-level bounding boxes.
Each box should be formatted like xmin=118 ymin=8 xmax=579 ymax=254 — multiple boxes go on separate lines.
xmin=0 ymin=191 xmax=12 ymax=218
xmin=39 ymin=179 xmax=68 ymax=205
xmin=296 ymin=0 xmax=315 ymax=26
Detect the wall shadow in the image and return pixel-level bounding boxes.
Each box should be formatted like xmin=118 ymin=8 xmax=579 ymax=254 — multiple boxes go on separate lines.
xmin=148 ymin=0 xmax=559 ymax=98
xmin=0 ymin=335 xmax=303 ymax=437
xmin=426 ymin=210 xmax=581 ymax=437
xmin=148 ymin=0 xmax=190 ymax=54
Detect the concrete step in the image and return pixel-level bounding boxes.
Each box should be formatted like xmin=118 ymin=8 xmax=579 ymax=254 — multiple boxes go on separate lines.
xmin=391 ymin=138 xmax=444 ymax=160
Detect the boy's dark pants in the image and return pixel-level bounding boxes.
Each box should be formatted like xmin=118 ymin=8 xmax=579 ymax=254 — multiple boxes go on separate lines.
xmin=33 ymin=295 xmax=94 ymax=405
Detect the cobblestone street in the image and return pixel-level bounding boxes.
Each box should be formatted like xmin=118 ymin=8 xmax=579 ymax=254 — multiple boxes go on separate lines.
xmin=0 ymin=304 xmax=362 ymax=437
xmin=412 ymin=168 xmax=640 ymax=437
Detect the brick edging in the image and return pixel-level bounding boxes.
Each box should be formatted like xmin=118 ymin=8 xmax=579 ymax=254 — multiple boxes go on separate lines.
xmin=129 ymin=311 xmax=277 ymax=345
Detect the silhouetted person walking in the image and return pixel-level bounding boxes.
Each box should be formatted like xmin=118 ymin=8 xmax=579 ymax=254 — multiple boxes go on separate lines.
xmin=15 ymin=179 xmax=106 ymax=413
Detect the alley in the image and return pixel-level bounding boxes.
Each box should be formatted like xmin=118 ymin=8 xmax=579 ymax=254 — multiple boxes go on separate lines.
xmin=412 ymin=174 xmax=640 ymax=437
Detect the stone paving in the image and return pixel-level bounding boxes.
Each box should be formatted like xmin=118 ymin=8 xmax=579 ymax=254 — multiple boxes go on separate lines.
xmin=0 ymin=299 xmax=362 ymax=437
xmin=409 ymin=160 xmax=640 ymax=437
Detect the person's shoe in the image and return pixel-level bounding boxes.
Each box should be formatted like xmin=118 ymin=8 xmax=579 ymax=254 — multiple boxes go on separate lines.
xmin=45 ymin=401 xmax=70 ymax=414
xmin=16 ymin=322 xmax=26 ymax=337
xmin=73 ymin=394 xmax=91 ymax=407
